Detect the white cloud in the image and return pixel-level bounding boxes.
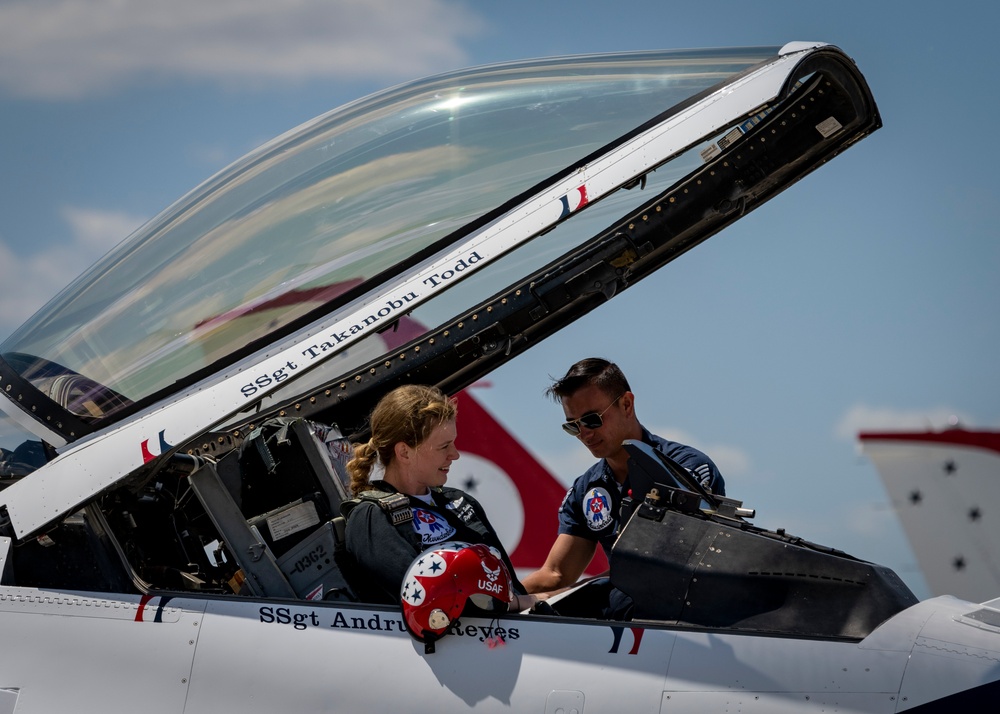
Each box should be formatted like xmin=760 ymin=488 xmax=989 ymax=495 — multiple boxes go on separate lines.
xmin=0 ymin=207 xmax=145 ymax=338
xmin=0 ymin=0 xmax=484 ymax=100
xmin=834 ymin=403 xmax=977 ymax=441
xmin=61 ymin=206 xmax=142 ymax=254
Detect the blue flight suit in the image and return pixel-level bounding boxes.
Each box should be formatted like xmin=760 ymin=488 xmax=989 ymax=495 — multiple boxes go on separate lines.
xmin=557 ymin=426 xmax=726 ymax=556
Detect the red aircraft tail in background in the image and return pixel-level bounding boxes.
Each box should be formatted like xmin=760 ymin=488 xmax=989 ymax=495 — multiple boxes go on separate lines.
xmin=453 ymin=388 xmax=609 ymax=576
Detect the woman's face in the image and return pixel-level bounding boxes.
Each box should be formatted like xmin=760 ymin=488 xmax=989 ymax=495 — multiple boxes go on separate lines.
xmin=407 ymin=419 xmax=460 ymax=492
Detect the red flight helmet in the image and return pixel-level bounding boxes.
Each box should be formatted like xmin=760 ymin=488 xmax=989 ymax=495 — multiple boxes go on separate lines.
xmin=400 ymin=541 xmax=513 ymax=643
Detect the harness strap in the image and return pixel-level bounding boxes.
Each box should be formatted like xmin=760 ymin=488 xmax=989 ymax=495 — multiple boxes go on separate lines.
xmin=341 ymin=489 xmax=413 ymax=526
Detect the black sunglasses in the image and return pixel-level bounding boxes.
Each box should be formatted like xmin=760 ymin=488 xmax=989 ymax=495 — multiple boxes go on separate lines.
xmin=561 ymin=393 xmax=625 ymax=436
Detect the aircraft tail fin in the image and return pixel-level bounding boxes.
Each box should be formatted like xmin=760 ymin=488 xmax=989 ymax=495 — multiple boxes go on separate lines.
xmin=860 ymin=428 xmax=1000 ymax=603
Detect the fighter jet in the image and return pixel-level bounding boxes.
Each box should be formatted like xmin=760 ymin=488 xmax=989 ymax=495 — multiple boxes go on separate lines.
xmin=2 ymin=42 xmax=998 ymax=712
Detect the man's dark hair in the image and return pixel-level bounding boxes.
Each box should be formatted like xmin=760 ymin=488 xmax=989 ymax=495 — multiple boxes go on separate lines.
xmin=546 ymin=358 xmax=631 ymax=401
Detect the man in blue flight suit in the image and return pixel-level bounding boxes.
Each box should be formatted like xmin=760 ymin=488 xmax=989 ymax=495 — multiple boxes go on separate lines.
xmin=521 ymin=358 xmax=725 ymax=615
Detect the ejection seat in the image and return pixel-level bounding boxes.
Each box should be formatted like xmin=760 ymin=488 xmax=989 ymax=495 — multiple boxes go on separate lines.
xmin=186 ymin=418 xmax=360 ymax=601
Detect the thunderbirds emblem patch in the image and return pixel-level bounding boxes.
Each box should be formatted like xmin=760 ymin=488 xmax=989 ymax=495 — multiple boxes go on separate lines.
xmin=584 ymin=487 xmax=614 ymax=531
xmin=412 ymin=508 xmax=457 ymax=545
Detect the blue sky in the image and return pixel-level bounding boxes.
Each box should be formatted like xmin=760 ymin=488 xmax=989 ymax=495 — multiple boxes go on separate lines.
xmin=1 ymin=0 xmax=998 ymax=600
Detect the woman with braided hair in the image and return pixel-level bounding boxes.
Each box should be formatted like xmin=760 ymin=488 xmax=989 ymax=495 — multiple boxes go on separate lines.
xmin=342 ymin=384 xmax=543 ymax=612
xmin=345 ymin=383 xmax=457 ymax=499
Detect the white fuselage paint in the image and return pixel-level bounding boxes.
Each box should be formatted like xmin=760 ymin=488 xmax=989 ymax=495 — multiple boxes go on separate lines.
xmin=0 ymin=586 xmax=997 ymax=713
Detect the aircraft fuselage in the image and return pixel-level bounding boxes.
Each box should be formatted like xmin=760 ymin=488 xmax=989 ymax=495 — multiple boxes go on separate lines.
xmin=1 ymin=586 xmax=998 ymax=712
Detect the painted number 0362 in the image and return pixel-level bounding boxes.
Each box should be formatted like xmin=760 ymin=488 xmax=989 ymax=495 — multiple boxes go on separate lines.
xmin=289 ymin=544 xmax=327 ymax=575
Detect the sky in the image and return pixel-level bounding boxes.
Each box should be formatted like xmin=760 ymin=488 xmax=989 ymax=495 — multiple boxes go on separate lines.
xmin=1 ymin=0 xmax=998 ymax=601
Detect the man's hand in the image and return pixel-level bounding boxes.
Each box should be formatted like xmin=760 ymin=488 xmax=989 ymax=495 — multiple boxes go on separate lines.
xmin=520 ymin=534 xmax=598 ymax=593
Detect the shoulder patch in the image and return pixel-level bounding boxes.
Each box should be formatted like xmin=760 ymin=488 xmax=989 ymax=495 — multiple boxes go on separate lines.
xmin=583 ymin=487 xmax=614 ymax=531
xmin=412 ymin=507 xmax=457 ymax=545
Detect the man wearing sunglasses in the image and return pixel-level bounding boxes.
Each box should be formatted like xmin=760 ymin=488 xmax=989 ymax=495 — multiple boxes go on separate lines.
xmin=521 ymin=358 xmax=724 ymax=607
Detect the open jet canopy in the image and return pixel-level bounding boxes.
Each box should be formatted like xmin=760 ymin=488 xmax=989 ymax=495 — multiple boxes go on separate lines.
xmin=1 ymin=46 xmax=795 ymax=442
xmin=1 ymin=42 xmax=880 ymax=542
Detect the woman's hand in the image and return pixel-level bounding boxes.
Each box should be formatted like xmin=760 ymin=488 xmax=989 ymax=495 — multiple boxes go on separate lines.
xmin=510 ymin=591 xmax=550 ymax=612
